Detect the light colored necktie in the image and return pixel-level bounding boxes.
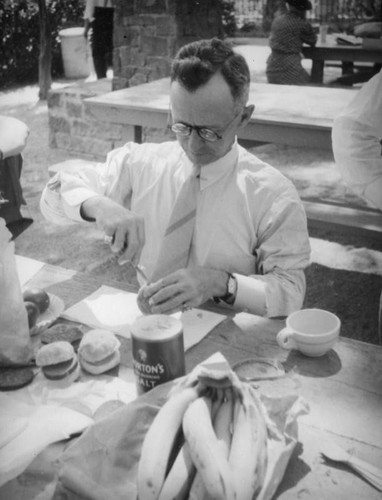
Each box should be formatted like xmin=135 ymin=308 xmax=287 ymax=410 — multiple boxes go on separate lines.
xmin=151 ymin=168 xmax=200 ymax=281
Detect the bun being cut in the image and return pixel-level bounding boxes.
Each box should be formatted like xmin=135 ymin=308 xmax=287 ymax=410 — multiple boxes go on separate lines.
xmin=36 ymin=341 xmax=80 ymax=383
xmin=78 ymin=329 xmax=121 ymax=375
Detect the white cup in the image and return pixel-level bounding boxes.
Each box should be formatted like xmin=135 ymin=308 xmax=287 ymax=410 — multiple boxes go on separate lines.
xmin=276 ymin=309 xmax=340 ymax=357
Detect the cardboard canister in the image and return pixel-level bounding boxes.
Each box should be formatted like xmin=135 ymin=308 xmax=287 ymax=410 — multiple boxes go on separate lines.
xmin=130 ymin=315 xmax=185 ymax=395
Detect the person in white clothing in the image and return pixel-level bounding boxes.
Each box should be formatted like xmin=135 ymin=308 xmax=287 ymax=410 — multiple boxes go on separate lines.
xmin=332 ymin=69 xmax=382 ymax=211
xmin=40 ymin=38 xmax=311 ymax=318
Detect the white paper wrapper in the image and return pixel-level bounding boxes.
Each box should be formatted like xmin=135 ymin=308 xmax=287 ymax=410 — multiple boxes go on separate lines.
xmin=0 ymin=374 xmax=137 ymax=487
xmin=0 ymin=393 xmax=93 ymax=488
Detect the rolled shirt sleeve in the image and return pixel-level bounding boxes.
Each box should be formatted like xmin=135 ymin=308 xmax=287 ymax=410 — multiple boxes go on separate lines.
xmin=40 ymin=145 xmax=136 ymax=224
xmin=234 ymin=188 xmax=310 ymax=318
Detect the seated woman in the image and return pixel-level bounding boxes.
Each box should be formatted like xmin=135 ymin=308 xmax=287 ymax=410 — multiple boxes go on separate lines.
xmin=0 ymin=115 xmax=33 ymax=238
xmin=266 ymin=0 xmax=317 ymax=85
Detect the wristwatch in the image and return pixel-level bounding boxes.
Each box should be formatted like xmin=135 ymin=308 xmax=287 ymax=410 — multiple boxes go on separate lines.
xmin=221 ymin=273 xmax=237 ymax=305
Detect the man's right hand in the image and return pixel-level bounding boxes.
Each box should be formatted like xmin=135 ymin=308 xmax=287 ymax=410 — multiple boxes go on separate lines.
xmin=81 ymin=196 xmax=145 ymax=265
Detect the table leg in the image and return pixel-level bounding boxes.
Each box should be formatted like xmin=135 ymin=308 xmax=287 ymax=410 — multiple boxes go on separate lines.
xmin=379 ymin=289 xmax=382 ymax=345
xmin=311 ymin=60 xmax=324 ymax=84
xmin=342 ymin=61 xmax=354 ymax=75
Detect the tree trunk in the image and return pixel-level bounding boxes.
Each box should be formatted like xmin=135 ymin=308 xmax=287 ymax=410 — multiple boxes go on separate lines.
xmin=38 ymin=0 xmax=52 ymax=100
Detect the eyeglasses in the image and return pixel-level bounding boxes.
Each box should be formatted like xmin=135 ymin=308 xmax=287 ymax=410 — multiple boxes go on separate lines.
xmin=169 ymin=109 xmax=243 ymax=143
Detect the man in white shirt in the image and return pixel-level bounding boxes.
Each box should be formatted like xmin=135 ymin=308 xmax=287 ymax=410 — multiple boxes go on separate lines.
xmin=332 ymin=69 xmax=382 ymax=211
xmin=40 ymin=38 xmax=311 ymax=318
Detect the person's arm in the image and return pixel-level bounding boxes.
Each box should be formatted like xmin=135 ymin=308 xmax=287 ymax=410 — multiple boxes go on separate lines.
xmin=301 ymin=21 xmax=317 ymax=46
xmin=232 ymin=192 xmax=310 ymax=317
xmin=332 ymin=70 xmax=382 ymax=211
xmin=83 ymin=0 xmax=94 ymax=38
xmin=40 ymin=144 xmax=145 ymax=264
xmin=84 ymin=18 xmax=91 ymax=39
xmin=140 ymin=184 xmax=310 ymax=318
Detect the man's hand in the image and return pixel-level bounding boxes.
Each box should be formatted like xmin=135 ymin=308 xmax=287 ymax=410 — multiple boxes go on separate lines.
xmin=137 ymin=267 xmax=228 ymax=315
xmin=81 ymin=196 xmax=145 ymax=265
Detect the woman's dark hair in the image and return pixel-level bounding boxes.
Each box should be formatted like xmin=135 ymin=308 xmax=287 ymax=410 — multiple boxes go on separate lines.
xmin=171 ymin=38 xmax=251 ymax=105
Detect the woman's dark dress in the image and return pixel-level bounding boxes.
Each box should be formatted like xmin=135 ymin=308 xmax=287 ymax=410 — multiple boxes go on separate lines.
xmin=266 ymin=12 xmax=317 ymax=85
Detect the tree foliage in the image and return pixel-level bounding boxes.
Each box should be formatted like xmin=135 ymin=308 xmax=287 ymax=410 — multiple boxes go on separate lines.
xmin=0 ymin=0 xmax=84 ymax=89
xmin=220 ymin=0 xmax=237 ymax=36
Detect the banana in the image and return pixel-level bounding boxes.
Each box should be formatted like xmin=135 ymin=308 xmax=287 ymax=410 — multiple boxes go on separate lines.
xmin=248 ymin=385 xmax=269 ymax=484
xmin=188 ymin=471 xmax=208 ymax=500
xmin=137 ymin=385 xmax=201 ymax=500
xmin=213 ymin=388 xmax=233 ymax=459
xmin=229 ymin=385 xmax=268 ymax=500
xmin=210 ymin=387 xmax=224 ymax=422
xmin=157 ymin=441 xmax=196 ymax=500
xmin=183 ymin=395 xmax=235 ymax=500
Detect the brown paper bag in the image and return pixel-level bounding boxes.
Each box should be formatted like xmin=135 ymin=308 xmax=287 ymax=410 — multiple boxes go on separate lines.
xmin=0 ymin=218 xmax=31 ymax=366
xmin=54 ymin=359 xmax=308 ymax=500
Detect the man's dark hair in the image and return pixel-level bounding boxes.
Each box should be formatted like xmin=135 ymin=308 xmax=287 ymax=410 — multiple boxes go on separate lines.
xmin=171 ymin=38 xmax=251 ymax=105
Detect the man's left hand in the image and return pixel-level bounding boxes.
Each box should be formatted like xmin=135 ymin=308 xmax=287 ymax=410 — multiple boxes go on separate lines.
xmin=137 ymin=267 xmax=227 ymax=315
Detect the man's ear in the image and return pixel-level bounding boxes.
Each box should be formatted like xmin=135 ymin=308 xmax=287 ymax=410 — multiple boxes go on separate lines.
xmin=238 ymin=104 xmax=255 ymax=128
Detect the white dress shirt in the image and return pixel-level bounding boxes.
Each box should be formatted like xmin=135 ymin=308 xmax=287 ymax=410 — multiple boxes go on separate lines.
xmin=40 ymin=141 xmax=311 ymax=317
xmin=332 ymin=70 xmax=382 ymax=211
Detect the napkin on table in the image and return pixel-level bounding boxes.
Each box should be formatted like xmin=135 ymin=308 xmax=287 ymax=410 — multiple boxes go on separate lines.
xmin=61 ymin=285 xmax=226 ymax=350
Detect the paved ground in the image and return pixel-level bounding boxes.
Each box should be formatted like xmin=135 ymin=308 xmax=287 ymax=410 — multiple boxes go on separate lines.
xmin=1 ymin=41 xmax=381 ymax=344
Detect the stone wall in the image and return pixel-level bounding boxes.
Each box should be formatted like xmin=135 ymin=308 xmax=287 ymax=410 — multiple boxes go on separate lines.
xmin=48 ymin=80 xmax=130 ymax=161
xmin=112 ymin=0 xmax=224 ymax=90
xmin=48 ymin=0 xmax=223 ymax=159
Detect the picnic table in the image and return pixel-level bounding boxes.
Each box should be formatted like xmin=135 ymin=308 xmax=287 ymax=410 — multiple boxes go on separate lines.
xmin=302 ymin=34 xmax=382 ymax=84
xmin=85 ymin=77 xmax=358 ymax=150
xmin=1 ymin=256 xmax=382 ymax=499
xmin=58 ymin=74 xmax=382 ymax=237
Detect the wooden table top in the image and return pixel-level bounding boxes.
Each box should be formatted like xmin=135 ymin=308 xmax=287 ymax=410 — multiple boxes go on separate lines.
xmin=2 ymin=258 xmax=382 ymax=499
xmin=85 ymin=78 xmax=358 ymax=149
xmin=86 ymin=77 xmax=357 ymax=128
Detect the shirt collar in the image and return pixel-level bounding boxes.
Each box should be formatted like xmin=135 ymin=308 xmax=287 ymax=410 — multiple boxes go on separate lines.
xmin=198 ymin=140 xmax=239 ymax=190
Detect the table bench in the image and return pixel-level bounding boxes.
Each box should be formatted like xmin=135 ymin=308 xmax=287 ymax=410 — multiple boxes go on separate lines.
xmin=49 ymin=158 xmax=382 ymax=239
xmin=302 ymin=35 xmax=382 ymax=84
xmin=85 ymin=77 xmax=358 ymax=151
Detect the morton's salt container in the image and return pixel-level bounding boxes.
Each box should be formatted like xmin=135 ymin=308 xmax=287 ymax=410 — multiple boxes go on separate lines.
xmin=130 ymin=314 xmax=185 ymax=395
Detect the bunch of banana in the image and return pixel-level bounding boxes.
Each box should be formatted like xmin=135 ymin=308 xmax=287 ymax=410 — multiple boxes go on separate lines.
xmin=137 ymin=372 xmax=269 ymax=500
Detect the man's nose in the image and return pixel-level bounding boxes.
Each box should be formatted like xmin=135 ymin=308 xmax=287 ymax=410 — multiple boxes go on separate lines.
xmin=188 ymin=128 xmax=204 ymax=149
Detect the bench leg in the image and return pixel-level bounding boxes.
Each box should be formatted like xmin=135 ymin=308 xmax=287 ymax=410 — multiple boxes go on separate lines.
xmin=311 ymin=60 xmax=324 ymax=83
xmin=134 ymin=125 xmax=142 ymax=143
xmin=379 ymin=289 xmax=382 ymax=345
xmin=342 ymin=61 xmax=354 ymax=75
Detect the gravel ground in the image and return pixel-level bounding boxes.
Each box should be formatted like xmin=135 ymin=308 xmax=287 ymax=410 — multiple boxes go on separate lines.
xmin=1 ymin=43 xmax=381 ymax=344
